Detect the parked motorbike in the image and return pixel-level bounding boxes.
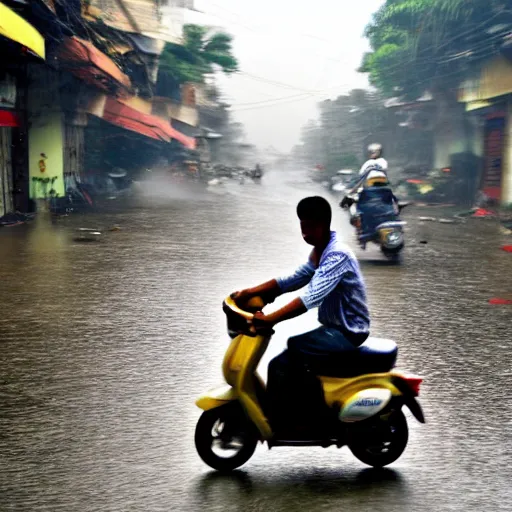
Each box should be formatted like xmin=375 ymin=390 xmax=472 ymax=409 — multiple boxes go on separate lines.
xmin=341 ymin=189 xmax=410 ymax=258
xmin=194 ymin=295 xmax=424 ymax=472
xmin=251 ymin=165 xmax=263 ymax=180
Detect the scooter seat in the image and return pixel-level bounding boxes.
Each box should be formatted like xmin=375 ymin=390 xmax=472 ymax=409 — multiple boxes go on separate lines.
xmin=318 ymin=337 xmax=398 ymax=378
xmin=359 ymin=337 xmax=397 ymax=357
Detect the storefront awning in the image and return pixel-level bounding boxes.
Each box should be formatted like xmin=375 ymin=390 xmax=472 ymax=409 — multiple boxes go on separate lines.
xmin=459 ymin=56 xmax=512 ymax=104
xmin=0 ymin=110 xmax=20 ymax=127
xmin=168 ymin=122 xmax=196 ymax=149
xmin=58 ymin=36 xmax=131 ymax=93
xmin=0 ymin=2 xmax=45 ymax=59
xmin=101 ymin=97 xmax=196 ymax=149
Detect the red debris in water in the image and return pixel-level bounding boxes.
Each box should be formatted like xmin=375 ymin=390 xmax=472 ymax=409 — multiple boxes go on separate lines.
xmin=489 ymin=298 xmax=512 ymax=305
xmin=472 ymin=208 xmax=495 ymax=217
xmin=501 ymin=245 xmax=512 ymax=253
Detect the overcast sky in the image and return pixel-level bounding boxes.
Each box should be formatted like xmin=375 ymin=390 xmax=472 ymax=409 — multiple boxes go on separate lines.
xmin=187 ymin=0 xmax=384 ymax=152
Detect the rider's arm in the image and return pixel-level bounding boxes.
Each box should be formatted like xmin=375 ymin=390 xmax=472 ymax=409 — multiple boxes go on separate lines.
xmin=264 ymin=297 xmax=307 ymax=325
xmin=264 ymin=254 xmax=349 ymax=325
xmin=237 ymin=260 xmax=315 ymax=307
xmin=275 ymin=261 xmax=315 ymax=293
xmin=300 ymin=252 xmax=350 ymax=310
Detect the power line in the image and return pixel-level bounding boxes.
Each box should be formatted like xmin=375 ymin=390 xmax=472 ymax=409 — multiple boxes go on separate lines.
xmin=229 ymin=85 xmax=391 ymax=111
xmin=212 ymin=6 xmax=512 ymax=128
xmin=236 ymin=71 xmax=317 ymax=93
xmin=233 ymin=93 xmax=316 ymax=112
xmin=363 ymin=11 xmax=506 ymax=78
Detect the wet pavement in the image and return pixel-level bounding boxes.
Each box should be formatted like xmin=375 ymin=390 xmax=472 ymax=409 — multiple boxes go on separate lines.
xmin=0 ymin=170 xmax=511 ymax=511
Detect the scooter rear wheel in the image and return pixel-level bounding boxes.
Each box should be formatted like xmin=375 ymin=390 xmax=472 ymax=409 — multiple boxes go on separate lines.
xmin=195 ymin=403 xmax=258 ymax=472
xmin=348 ymin=410 xmax=409 ymax=468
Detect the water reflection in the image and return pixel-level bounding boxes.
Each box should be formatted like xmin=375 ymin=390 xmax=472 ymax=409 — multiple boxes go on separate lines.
xmin=194 ymin=467 xmax=407 ymax=511
xmin=0 ymin=171 xmax=511 ymax=511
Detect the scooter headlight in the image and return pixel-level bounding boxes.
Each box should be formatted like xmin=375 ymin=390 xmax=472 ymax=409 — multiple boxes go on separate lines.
xmin=385 ymin=230 xmax=403 ymax=247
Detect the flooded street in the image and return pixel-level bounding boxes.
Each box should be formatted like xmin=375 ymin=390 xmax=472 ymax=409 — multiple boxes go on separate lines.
xmin=0 ymin=170 xmax=511 ymax=512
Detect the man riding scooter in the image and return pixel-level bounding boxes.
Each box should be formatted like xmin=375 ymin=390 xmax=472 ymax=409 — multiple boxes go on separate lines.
xmin=341 ymin=144 xmax=399 ymax=242
xmin=232 ymin=196 xmax=370 ymax=437
xmin=359 ymin=142 xmax=388 ymax=176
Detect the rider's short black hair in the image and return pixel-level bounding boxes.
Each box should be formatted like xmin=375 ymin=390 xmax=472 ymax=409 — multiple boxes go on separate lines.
xmin=297 ymin=196 xmax=332 ymax=226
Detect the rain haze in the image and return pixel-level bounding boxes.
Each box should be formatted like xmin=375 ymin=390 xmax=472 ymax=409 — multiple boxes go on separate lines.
xmin=188 ymin=0 xmax=385 ymax=151
xmin=1 ymin=1 xmax=512 ymax=511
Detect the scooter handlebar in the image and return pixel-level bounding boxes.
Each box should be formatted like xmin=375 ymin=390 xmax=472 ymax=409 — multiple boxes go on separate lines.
xmin=224 ymin=295 xmax=256 ymax=321
xmin=224 ymin=295 xmax=268 ymax=335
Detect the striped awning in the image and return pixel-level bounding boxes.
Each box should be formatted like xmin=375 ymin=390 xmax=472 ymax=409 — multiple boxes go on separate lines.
xmin=101 ymin=97 xmax=196 ymax=149
xmin=58 ymin=36 xmax=131 ymax=93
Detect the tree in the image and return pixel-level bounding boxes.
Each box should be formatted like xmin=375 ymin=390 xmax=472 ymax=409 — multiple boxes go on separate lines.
xmin=157 ymin=24 xmax=238 ymax=95
xmin=297 ymin=89 xmax=394 ymax=179
xmin=360 ymin=0 xmax=512 ymax=99
xmin=359 ymin=0 xmax=512 ymax=175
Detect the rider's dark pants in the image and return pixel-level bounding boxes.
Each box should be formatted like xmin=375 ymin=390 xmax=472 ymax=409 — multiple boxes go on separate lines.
xmin=267 ymin=326 xmax=367 ymax=429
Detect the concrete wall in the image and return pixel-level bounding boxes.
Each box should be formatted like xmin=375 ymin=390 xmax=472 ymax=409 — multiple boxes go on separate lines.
xmin=433 ymin=97 xmax=469 ymax=169
xmin=503 ymin=99 xmax=512 ymax=205
xmin=467 ymin=116 xmax=485 ymax=158
xmin=28 ymin=111 xmax=65 ymax=199
xmin=0 ymin=127 xmax=13 ymax=216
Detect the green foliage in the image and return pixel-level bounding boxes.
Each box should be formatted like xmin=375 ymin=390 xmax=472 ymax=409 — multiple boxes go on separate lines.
xmin=157 ymin=24 xmax=238 ymax=95
xmin=360 ymin=0 xmax=511 ymax=98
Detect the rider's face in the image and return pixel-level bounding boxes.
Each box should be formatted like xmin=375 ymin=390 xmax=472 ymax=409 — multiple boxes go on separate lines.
xmin=300 ymin=220 xmax=327 ymax=246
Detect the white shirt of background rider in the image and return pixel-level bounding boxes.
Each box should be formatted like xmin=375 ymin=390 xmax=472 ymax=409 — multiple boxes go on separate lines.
xmin=359 ymin=157 xmax=388 ymax=176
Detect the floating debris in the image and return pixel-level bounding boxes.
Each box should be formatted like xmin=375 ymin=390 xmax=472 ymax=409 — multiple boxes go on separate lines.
xmin=438 ymin=218 xmax=456 ymax=224
xmin=109 ymin=226 xmax=122 ymax=232
xmin=419 ymin=216 xmax=436 ymax=222
xmin=501 ymin=245 xmax=512 ymax=253
xmin=472 ymin=208 xmax=496 ymax=217
xmin=489 ymin=298 xmax=512 ymax=305
xmin=74 ymin=229 xmax=102 ymax=242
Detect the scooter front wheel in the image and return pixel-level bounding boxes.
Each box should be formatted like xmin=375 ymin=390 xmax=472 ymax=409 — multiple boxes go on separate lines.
xmin=381 ymin=245 xmax=403 ymax=261
xmin=348 ymin=410 xmax=409 ymax=468
xmin=195 ymin=403 xmax=258 ymax=472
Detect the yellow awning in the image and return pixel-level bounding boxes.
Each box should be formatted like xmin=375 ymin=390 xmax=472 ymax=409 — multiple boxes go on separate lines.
xmin=459 ymin=56 xmax=512 ymax=104
xmin=0 ymin=2 xmax=45 ymax=59
xmin=465 ymin=100 xmax=494 ymax=113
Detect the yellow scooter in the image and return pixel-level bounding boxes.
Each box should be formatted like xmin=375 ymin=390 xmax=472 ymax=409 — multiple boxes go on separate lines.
xmin=195 ymin=296 xmax=425 ymax=472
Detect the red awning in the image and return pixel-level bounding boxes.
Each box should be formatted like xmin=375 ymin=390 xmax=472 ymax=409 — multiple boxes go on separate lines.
xmin=0 ymin=110 xmax=20 ymax=127
xmin=168 ymin=122 xmax=196 ymax=150
xmin=102 ymin=98 xmax=196 ymax=149
xmin=58 ymin=36 xmax=131 ymax=93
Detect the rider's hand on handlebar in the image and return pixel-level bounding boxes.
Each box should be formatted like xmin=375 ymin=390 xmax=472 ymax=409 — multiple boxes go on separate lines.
xmin=231 ymin=289 xmax=277 ymax=306
xmin=231 ymin=289 xmax=253 ymax=302
xmin=252 ymin=311 xmax=275 ymax=331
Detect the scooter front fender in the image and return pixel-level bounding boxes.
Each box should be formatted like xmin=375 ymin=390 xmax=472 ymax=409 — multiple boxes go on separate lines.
xmin=196 ymin=384 xmax=237 ymax=411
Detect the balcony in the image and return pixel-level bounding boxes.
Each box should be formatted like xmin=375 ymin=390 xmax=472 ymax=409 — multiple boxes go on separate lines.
xmin=152 ymin=97 xmax=198 ymax=127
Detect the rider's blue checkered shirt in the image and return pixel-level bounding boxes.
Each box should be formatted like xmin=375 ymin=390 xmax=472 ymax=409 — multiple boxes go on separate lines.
xmin=276 ymin=231 xmax=370 ymax=336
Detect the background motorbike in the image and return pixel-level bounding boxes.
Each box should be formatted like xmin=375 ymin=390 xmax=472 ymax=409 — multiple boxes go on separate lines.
xmin=341 ymin=194 xmax=410 ymax=259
